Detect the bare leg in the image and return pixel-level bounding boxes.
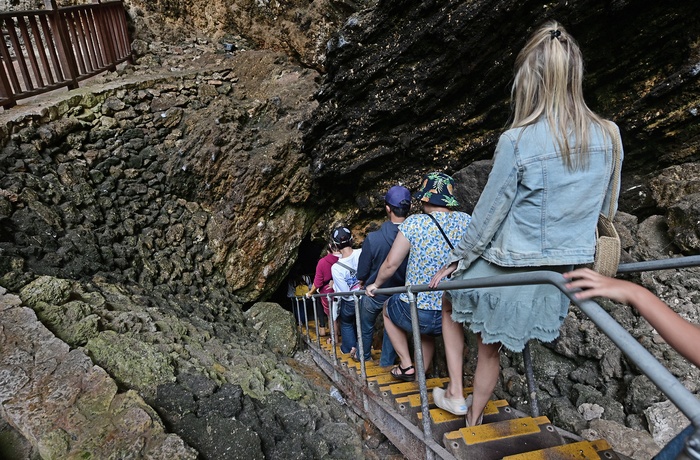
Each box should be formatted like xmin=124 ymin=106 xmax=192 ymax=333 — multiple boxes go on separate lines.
xmin=421 ymin=335 xmax=435 ymax=373
xmin=383 ymin=305 xmax=413 ymax=370
xmin=441 ymin=295 xmax=464 ymax=400
xmin=468 ymin=334 xmax=500 ymax=426
xmin=333 ymin=317 xmax=340 ymax=343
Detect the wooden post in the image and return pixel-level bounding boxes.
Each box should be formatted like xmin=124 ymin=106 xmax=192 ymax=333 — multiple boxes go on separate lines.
xmin=92 ymin=0 xmax=117 ymax=70
xmin=44 ymin=0 xmax=79 ymax=89
xmin=0 ymin=59 xmax=17 ymax=109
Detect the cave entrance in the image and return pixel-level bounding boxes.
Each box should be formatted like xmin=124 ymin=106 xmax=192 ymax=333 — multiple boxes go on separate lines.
xmin=268 ymin=234 xmax=325 ymax=320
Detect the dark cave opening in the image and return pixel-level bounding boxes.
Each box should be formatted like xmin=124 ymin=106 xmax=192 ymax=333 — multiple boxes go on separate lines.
xmin=267 ymin=234 xmax=324 ymax=317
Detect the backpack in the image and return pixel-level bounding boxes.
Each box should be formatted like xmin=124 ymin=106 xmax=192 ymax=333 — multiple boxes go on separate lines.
xmin=335 ymin=261 xmax=361 ymax=291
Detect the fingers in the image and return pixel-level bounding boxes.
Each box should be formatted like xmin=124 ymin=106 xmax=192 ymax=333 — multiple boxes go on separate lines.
xmin=366 ymin=284 xmax=376 ymax=297
xmin=429 ymin=263 xmax=457 ymax=288
xmin=428 ymin=271 xmax=444 ymax=288
xmin=563 ymin=267 xmax=599 ymax=281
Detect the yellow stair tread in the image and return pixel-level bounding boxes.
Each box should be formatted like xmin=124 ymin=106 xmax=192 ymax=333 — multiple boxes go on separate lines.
xmin=419 ymin=399 xmax=509 ymax=422
xmin=368 ymin=373 xmax=403 ymax=385
xmin=396 ymin=387 xmax=475 ymax=408
xmin=501 ymin=439 xmax=613 ymax=459
xmin=444 ymin=416 xmax=552 ymax=445
xmin=380 ymin=377 xmax=451 ymax=396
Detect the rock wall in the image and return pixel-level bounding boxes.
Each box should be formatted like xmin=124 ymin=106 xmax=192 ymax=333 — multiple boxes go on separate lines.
xmin=304 ymin=0 xmax=700 ymax=221
xmin=0 ymin=50 xmax=318 ymax=303
xmin=123 ymin=0 xmax=377 ymax=71
xmin=0 ymin=46 xmax=383 ymax=460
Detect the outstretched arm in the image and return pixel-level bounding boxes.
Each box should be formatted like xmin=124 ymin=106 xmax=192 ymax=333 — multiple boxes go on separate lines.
xmin=564 ymin=268 xmax=700 ymax=367
xmin=365 ymin=232 xmax=410 ymax=297
xmin=306 ymin=284 xmax=318 ymax=297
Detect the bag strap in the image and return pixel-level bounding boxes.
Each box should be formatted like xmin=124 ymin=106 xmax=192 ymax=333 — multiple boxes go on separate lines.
xmin=606 ymin=128 xmax=622 ymax=220
xmin=335 ymin=261 xmax=357 ymax=276
xmin=426 ymin=213 xmax=455 ymax=250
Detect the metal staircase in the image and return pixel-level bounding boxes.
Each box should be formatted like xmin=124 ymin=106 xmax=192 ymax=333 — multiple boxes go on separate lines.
xmin=296 ymin=256 xmax=700 ymax=460
xmin=305 ymin=327 xmax=624 ymax=460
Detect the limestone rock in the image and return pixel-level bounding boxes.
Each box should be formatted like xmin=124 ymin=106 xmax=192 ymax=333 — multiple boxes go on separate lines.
xmin=0 ymin=289 xmax=197 ymax=459
xmin=633 ymin=215 xmax=678 ymax=261
xmin=578 ymin=403 xmax=605 ymax=421
xmin=650 ymin=163 xmax=700 ymax=209
xmin=245 ymin=301 xmax=298 ymax=357
xmin=582 ymin=418 xmax=660 ymax=460
xmin=645 ymin=399 xmax=693 ymax=449
xmin=85 ymin=331 xmax=177 ymax=398
xmin=667 ymin=193 xmax=700 ymax=253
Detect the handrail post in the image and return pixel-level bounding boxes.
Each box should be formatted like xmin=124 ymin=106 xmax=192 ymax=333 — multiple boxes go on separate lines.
xmin=0 ymin=60 xmax=16 ymax=109
xmin=353 ymin=293 xmax=370 ymax=412
xmin=293 ymin=296 xmax=300 ymax=327
xmin=303 ymin=296 xmax=310 ymax=338
xmin=327 ymin=294 xmax=339 ymax=367
xmin=353 ymin=293 xmax=368 ymax=385
xmin=311 ymin=296 xmax=321 ymax=347
xmin=43 ymin=0 xmax=79 ymax=89
xmin=294 ymin=297 xmax=309 ymax=339
xmin=407 ymin=287 xmax=434 ymax=460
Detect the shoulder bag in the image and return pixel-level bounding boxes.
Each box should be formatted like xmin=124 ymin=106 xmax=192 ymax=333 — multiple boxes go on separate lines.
xmin=426 ymin=213 xmax=455 ymax=250
xmin=592 ymin=129 xmax=622 ymax=277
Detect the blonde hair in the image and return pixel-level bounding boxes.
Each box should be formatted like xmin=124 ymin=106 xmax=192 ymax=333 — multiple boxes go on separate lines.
xmin=510 ymin=20 xmax=616 ymax=170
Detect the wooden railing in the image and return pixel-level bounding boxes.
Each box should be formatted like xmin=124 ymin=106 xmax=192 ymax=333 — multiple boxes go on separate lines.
xmin=0 ymin=0 xmax=133 ymax=110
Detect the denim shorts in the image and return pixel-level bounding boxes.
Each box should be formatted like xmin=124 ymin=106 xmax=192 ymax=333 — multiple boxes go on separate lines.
xmin=386 ymin=294 xmax=442 ymax=336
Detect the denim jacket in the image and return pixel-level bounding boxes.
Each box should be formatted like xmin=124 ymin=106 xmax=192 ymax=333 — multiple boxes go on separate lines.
xmin=448 ymin=119 xmax=622 ymax=273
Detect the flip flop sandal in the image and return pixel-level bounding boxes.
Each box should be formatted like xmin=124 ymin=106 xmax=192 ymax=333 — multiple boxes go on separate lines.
xmin=390 ymin=365 xmax=415 ymax=382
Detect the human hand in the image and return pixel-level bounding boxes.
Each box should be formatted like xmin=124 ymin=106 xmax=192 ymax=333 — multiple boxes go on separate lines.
xmin=365 ymin=283 xmax=377 ymax=297
xmin=305 ymin=292 xmax=312 ymax=298
xmin=563 ymin=268 xmax=635 ymax=304
xmin=429 ymin=262 xmax=458 ymax=288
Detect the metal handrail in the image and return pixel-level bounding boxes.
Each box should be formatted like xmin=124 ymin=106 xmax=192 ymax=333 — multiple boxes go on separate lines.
xmin=296 ymin=256 xmax=700 ymax=459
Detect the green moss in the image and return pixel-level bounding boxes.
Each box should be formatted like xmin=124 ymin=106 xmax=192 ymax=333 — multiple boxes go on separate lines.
xmin=85 ymin=331 xmax=175 ymax=397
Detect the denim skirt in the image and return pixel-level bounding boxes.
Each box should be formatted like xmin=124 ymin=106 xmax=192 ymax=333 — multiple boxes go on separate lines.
xmin=447 ymin=257 xmax=572 ymax=352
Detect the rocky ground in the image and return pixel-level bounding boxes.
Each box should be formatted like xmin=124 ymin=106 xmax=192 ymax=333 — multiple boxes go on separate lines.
xmin=0 ymin=36 xmax=405 ymax=460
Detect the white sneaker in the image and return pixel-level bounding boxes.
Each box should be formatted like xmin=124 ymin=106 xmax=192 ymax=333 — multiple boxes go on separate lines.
xmin=433 ymin=387 xmax=467 ymax=415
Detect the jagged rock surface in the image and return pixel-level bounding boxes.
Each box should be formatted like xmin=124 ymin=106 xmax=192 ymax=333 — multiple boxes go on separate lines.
xmin=304 ymin=0 xmax=700 ymax=221
xmin=0 ymin=50 xmax=318 ymax=303
xmin=0 ymin=287 xmax=197 ymax=459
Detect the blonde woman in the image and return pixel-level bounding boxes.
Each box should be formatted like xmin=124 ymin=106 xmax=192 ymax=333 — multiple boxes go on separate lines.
xmin=430 ymin=20 xmax=623 ymax=426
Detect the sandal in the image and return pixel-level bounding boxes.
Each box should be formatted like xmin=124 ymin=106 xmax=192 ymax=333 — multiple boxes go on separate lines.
xmin=390 ymin=365 xmax=415 ymax=382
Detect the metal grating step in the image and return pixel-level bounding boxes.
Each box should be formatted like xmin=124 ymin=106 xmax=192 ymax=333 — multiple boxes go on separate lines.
xmin=395 ymin=387 xmax=474 ymax=424
xmin=418 ymin=400 xmax=515 ymax=442
xmin=502 ymin=439 xmax=622 ymax=459
xmin=379 ymin=378 xmax=451 ymax=405
xmin=444 ymin=416 xmax=565 ymax=460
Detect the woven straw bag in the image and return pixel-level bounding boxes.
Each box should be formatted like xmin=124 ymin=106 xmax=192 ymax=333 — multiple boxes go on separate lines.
xmin=592 ymin=130 xmax=622 ymax=277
